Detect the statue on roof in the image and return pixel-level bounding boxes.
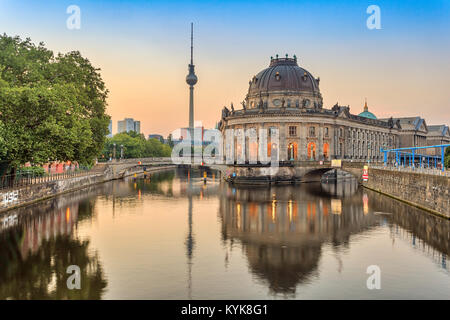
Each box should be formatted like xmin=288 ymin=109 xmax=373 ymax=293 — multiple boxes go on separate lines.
xmin=388 ymin=117 xmax=394 ymax=127
xmin=222 ymin=106 xmax=230 ymax=119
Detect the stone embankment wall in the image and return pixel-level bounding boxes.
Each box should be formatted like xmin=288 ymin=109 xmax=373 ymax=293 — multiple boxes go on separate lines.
xmin=0 ymin=164 xmax=175 ymax=214
xmin=363 ymin=168 xmax=450 ymax=219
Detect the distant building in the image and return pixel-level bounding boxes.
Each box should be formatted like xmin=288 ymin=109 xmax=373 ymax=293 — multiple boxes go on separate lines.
xmin=134 ymin=121 xmax=141 ymax=134
xmin=118 ymin=118 xmax=141 ymax=134
xmin=173 ymin=126 xmax=218 ymax=147
xmin=177 ymin=127 xmax=203 ymax=145
xmin=427 ymin=125 xmax=450 ymax=156
xmin=107 ymin=120 xmax=113 ymax=137
xmin=149 ymin=134 xmax=164 ymax=143
xmin=380 ymin=117 xmax=428 ymax=155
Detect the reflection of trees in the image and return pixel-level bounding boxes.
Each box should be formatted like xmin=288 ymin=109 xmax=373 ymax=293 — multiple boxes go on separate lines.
xmin=135 ymin=170 xmax=175 ymax=194
xmin=100 ymin=171 xmax=176 ymax=202
xmin=0 ymin=192 xmax=107 ymax=299
xmin=0 ymin=232 xmax=106 ymax=299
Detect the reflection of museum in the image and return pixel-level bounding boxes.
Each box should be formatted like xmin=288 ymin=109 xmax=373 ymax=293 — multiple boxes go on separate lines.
xmin=218 ymin=55 xmax=450 ymax=161
xmin=219 ymin=183 xmax=377 ymax=295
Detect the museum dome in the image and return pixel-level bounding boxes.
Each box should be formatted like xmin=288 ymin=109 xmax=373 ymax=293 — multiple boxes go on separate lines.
xmin=248 ymin=55 xmax=321 ymax=96
xmin=358 ymin=100 xmax=377 ymax=119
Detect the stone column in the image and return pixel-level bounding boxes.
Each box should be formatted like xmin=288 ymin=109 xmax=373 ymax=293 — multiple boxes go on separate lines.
xmin=243 ymin=124 xmax=247 ymax=162
xmin=330 ymin=125 xmax=336 ymax=159
xmin=258 ymin=122 xmax=264 ymax=163
xmin=279 ymin=122 xmax=287 ymax=161
xmin=318 ymin=124 xmax=323 ymax=160
xmin=300 ymin=124 xmax=307 ymax=160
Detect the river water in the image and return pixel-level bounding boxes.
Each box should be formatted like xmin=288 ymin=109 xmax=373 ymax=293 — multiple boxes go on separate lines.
xmin=0 ymin=168 xmax=449 ymax=299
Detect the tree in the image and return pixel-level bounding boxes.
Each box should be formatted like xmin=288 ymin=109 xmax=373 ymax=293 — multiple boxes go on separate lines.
xmin=167 ymin=134 xmax=174 ymax=148
xmin=101 ymin=132 xmax=171 ymax=159
xmin=445 ymin=146 xmax=450 ymax=168
xmin=0 ymin=34 xmax=110 ymax=175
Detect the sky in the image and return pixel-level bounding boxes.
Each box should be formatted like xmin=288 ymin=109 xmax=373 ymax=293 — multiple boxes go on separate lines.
xmin=1 ymin=0 xmax=449 ymax=137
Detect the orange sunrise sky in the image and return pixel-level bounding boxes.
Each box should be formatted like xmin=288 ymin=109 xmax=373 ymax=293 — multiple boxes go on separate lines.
xmin=1 ymin=0 xmax=449 ymax=137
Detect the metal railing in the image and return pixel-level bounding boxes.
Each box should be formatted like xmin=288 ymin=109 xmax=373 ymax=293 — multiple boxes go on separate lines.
xmin=0 ymin=168 xmax=103 ymax=191
xmin=101 ymin=157 xmax=173 ymax=165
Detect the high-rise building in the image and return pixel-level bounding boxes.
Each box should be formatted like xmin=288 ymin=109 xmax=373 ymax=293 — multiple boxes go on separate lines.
xmin=118 ymin=118 xmax=141 ymax=134
xmin=134 ymin=121 xmax=141 ymax=134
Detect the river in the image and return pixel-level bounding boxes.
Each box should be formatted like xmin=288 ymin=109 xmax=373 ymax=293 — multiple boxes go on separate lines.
xmin=0 ymin=168 xmax=449 ymax=299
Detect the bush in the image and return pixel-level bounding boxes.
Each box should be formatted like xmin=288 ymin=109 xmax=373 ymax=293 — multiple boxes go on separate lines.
xmin=101 ymin=132 xmax=172 ymax=159
xmin=17 ymin=166 xmax=45 ymax=177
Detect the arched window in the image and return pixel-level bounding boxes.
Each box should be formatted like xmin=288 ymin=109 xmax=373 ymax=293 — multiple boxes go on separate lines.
xmin=287 ymin=142 xmax=298 ymax=160
xmin=249 ymin=140 xmax=258 ymax=163
xmin=323 ymin=143 xmax=329 ymax=160
xmin=307 ymin=142 xmax=316 ymax=160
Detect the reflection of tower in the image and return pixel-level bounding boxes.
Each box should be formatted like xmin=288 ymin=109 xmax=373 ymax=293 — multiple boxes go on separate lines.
xmin=185 ymin=176 xmax=195 ymax=299
xmin=186 ymin=23 xmax=198 ymax=130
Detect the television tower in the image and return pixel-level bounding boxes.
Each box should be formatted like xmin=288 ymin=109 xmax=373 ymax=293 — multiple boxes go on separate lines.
xmin=186 ymin=23 xmax=198 ymax=130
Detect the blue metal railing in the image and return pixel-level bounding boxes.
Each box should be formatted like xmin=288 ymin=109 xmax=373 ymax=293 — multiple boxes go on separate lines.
xmin=381 ymin=144 xmax=450 ymax=172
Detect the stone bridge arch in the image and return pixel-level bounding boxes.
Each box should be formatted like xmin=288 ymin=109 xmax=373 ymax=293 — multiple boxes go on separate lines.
xmin=297 ymin=165 xmax=364 ymax=183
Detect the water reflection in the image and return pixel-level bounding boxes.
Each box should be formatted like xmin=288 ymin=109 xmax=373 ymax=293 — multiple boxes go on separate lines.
xmin=0 ymin=190 xmax=107 ymax=299
xmin=0 ymin=169 xmax=448 ymax=299
xmin=219 ymin=180 xmax=380 ymax=295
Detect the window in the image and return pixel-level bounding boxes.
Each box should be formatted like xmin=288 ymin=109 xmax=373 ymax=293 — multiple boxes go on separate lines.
xmin=324 ymin=127 xmax=329 ymax=137
xmin=309 ymin=126 xmax=315 ymax=137
xmin=289 ymin=126 xmax=297 ymax=136
xmin=268 ymin=127 xmax=277 ymax=137
xmin=339 ymin=128 xmax=343 ymax=137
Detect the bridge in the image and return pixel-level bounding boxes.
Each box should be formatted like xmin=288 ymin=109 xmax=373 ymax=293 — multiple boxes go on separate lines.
xmin=104 ymin=144 xmax=449 ymax=184
xmin=104 ymin=157 xmax=368 ymax=183
xmin=104 ymin=153 xmax=449 ymax=218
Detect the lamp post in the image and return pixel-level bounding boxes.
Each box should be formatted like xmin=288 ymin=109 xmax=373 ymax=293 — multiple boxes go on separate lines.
xmin=113 ymin=143 xmax=116 ymax=161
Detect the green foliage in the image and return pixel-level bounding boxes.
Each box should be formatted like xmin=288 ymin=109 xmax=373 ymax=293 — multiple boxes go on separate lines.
xmin=102 ymin=132 xmax=172 ymax=159
xmin=17 ymin=166 xmax=45 ymax=177
xmin=167 ymin=134 xmax=174 ymax=148
xmin=0 ymin=34 xmax=110 ymax=171
xmin=445 ymin=146 xmax=450 ymax=168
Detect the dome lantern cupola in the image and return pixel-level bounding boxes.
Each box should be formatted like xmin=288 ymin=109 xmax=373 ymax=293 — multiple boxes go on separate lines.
xmin=358 ymin=98 xmax=377 ymax=119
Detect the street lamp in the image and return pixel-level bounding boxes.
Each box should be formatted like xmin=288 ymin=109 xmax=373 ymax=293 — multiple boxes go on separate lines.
xmin=113 ymin=143 xmax=116 ymax=161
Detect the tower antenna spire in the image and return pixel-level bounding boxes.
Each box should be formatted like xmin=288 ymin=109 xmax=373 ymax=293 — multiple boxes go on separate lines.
xmin=190 ymin=22 xmax=194 ymax=65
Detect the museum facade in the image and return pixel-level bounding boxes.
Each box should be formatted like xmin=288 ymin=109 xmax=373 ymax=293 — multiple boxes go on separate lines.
xmin=218 ymin=55 xmax=448 ymax=162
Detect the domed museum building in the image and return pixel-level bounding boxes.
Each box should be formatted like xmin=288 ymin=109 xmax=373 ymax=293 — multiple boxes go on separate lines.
xmin=218 ymin=55 xmax=400 ymax=162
